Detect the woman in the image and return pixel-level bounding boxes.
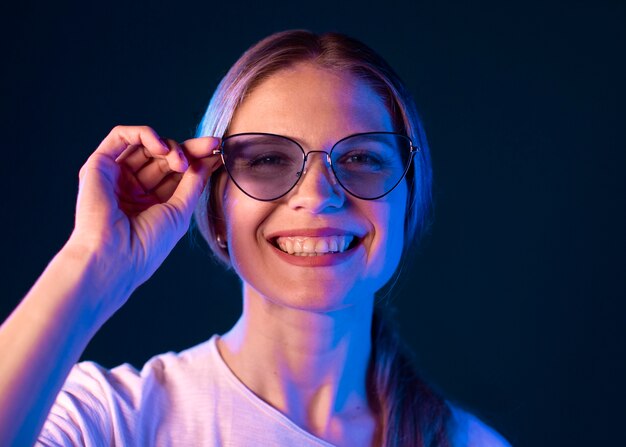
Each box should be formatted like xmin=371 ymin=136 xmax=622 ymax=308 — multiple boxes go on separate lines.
xmin=0 ymin=30 xmax=510 ymax=446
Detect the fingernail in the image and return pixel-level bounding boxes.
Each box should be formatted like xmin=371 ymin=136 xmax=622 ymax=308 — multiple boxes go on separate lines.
xmin=178 ymin=150 xmax=189 ymax=168
xmin=211 ymin=137 xmax=221 ymax=148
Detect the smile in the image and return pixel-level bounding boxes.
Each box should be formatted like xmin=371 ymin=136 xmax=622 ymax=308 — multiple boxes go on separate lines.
xmin=273 ymin=235 xmax=357 ymax=256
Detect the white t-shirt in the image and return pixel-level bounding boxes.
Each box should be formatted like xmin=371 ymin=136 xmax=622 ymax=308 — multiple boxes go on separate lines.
xmin=37 ymin=336 xmax=511 ymax=446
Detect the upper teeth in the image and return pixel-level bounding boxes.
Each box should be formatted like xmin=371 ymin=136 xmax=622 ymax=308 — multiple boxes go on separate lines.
xmin=275 ymin=235 xmax=354 ymax=256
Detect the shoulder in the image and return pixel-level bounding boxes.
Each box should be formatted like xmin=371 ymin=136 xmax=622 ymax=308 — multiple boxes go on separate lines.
xmin=60 ymin=336 xmax=217 ymax=393
xmin=38 ymin=336 xmax=221 ymax=446
xmin=447 ymin=403 xmax=512 ymax=447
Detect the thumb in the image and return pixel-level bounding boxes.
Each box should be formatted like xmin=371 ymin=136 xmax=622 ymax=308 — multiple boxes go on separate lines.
xmin=165 ymin=154 xmax=222 ymax=226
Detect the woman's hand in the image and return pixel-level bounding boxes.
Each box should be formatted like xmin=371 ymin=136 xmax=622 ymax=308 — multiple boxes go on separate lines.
xmin=67 ymin=125 xmax=221 ymax=315
xmin=0 ymin=126 xmax=221 ymax=446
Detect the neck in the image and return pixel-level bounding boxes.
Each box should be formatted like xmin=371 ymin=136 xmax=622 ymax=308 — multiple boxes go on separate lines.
xmin=218 ymin=284 xmax=375 ymax=442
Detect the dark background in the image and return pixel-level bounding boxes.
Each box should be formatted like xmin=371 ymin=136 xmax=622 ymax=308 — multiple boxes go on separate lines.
xmin=2 ymin=0 xmax=624 ymax=445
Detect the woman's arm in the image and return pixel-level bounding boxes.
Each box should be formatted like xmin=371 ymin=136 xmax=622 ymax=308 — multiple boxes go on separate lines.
xmin=0 ymin=126 xmax=221 ymax=446
xmin=0 ymin=243 xmax=122 ymax=446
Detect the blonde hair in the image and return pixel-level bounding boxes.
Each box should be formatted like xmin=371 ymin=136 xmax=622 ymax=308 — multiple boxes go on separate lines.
xmin=193 ymin=30 xmax=450 ymax=446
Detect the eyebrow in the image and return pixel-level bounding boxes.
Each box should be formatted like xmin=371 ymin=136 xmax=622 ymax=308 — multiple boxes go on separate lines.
xmin=226 ymin=131 xmax=393 ymax=150
xmin=225 ymin=133 xmax=297 ymax=146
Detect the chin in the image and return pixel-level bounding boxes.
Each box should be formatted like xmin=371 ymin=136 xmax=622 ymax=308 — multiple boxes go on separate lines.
xmin=256 ymin=280 xmax=378 ymax=314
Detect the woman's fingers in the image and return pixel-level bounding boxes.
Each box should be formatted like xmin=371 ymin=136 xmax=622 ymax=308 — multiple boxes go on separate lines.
xmin=117 ymin=136 xmax=219 ymax=194
xmin=134 ymin=157 xmax=175 ymax=192
xmin=117 ymin=137 xmax=183 ymax=173
xmin=164 ymin=146 xmax=223 ymax=223
xmin=79 ymin=126 xmax=169 ymax=188
xmin=180 ymin=136 xmax=221 ymax=159
xmin=117 ymin=136 xmax=222 ymax=217
xmin=97 ymin=125 xmax=170 ymax=159
xmin=151 ymin=172 xmax=183 ymax=202
xmin=116 ymin=145 xmax=151 ymax=172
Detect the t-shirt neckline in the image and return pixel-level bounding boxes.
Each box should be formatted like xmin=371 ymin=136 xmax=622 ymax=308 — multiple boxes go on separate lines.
xmin=207 ymin=335 xmax=336 ymax=447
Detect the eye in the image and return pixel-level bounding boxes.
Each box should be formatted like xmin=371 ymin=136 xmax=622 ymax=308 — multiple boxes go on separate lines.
xmin=248 ymin=152 xmax=291 ymax=167
xmin=344 ymin=152 xmax=381 ymax=164
xmin=336 ymin=150 xmax=386 ymax=172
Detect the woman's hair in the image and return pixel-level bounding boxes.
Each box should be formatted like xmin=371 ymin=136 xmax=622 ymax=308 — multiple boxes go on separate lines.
xmin=194 ymin=30 xmax=450 ymax=446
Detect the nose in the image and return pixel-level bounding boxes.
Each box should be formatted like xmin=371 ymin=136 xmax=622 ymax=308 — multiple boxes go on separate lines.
xmin=287 ymin=151 xmax=345 ymax=212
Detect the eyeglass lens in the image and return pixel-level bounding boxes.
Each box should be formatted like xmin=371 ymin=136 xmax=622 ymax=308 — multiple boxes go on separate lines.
xmin=221 ymin=132 xmax=413 ymax=201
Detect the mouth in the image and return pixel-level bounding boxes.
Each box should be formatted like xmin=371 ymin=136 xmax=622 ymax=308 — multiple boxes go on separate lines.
xmin=271 ymin=235 xmax=359 ymax=256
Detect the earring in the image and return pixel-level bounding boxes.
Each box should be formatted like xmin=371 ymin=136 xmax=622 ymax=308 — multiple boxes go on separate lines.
xmin=216 ymin=234 xmax=228 ymax=249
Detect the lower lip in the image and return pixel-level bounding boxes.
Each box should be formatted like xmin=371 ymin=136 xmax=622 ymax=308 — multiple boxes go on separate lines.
xmin=269 ymin=241 xmax=361 ymax=267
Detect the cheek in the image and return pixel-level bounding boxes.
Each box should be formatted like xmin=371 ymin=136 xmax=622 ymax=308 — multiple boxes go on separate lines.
xmin=222 ymin=184 xmax=271 ymax=274
xmin=365 ymin=191 xmax=407 ymax=285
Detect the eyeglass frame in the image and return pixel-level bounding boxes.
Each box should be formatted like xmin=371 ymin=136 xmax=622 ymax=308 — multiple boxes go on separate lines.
xmin=212 ymin=131 xmax=419 ymax=201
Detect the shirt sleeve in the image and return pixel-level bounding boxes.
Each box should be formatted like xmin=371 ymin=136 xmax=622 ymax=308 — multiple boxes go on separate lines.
xmin=36 ymin=360 xmax=144 ymax=447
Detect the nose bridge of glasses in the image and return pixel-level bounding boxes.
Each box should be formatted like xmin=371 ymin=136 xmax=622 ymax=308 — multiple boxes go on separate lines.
xmin=298 ymin=150 xmax=337 ymax=187
xmin=300 ymin=150 xmax=331 ymax=175
xmin=303 ymin=150 xmax=331 ymax=166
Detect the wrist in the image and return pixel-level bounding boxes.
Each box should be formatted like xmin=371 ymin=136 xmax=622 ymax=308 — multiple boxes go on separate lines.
xmin=43 ymin=241 xmax=135 ymax=331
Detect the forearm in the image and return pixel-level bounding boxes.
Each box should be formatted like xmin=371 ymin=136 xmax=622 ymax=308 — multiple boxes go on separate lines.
xmin=0 ymin=243 xmax=127 ymax=446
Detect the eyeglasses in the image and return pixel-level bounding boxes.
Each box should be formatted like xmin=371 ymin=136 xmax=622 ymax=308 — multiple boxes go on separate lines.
xmin=213 ymin=131 xmax=418 ymax=201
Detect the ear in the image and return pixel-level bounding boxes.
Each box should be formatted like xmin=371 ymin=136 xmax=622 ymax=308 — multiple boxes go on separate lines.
xmin=209 ymin=168 xmax=229 ymax=245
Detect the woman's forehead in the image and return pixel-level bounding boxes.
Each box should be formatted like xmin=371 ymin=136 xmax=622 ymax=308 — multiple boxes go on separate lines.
xmin=228 ymin=62 xmax=394 ymax=146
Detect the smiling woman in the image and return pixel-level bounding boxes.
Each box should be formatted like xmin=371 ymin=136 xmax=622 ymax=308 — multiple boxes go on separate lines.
xmin=0 ymin=30 xmax=510 ymax=446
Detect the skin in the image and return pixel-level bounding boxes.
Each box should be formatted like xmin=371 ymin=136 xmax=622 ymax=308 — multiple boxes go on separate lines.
xmin=216 ymin=62 xmax=408 ymax=446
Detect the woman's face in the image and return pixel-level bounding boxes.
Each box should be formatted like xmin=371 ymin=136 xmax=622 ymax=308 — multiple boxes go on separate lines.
xmin=218 ymin=62 xmax=407 ymax=311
